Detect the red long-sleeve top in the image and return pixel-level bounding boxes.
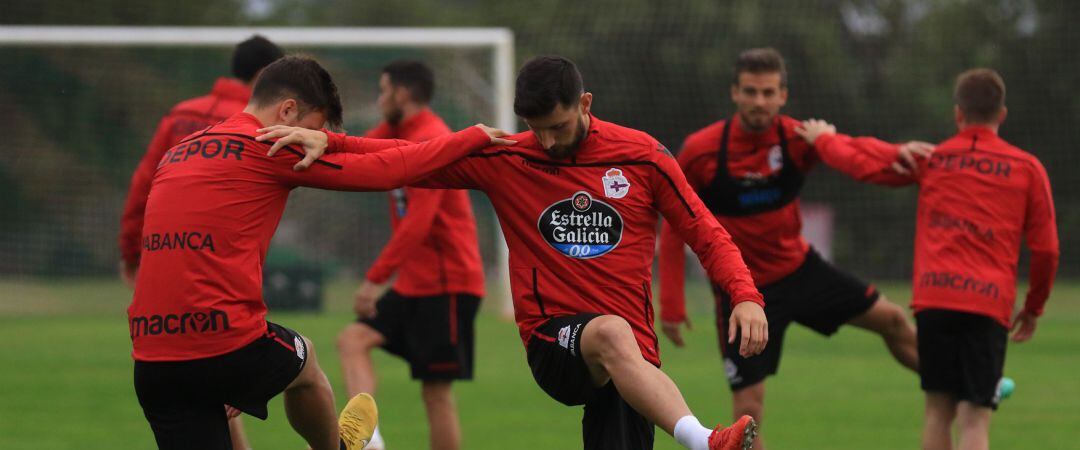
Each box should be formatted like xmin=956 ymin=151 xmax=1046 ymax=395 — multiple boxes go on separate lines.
xmin=362 ymin=108 xmax=485 ymax=297
xmin=816 ymin=126 xmax=1059 ymax=327
xmin=127 ymin=112 xmax=491 ymax=361
xmin=119 ymin=78 xmax=251 ymax=266
xmin=658 ymin=115 xmax=900 ymax=322
xmin=328 ymin=114 xmax=761 ymax=366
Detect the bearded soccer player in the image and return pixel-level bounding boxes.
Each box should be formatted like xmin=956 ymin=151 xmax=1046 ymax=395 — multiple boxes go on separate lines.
xmin=260 ymin=55 xmax=768 ymax=450
xmin=658 ymin=48 xmax=930 ymax=449
xmin=127 ymin=55 xmax=511 ymax=450
xmin=802 ymin=69 xmax=1059 ymax=450
xmin=116 ymin=34 xmax=283 ymax=449
xmin=335 ymin=60 xmax=485 ymax=450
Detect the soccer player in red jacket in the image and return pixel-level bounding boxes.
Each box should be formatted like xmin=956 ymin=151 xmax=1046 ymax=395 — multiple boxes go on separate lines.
xmin=116 ymin=34 xmax=283 ymax=450
xmin=657 ymin=48 xmax=930 ymax=449
xmin=127 ymin=55 xmax=512 ymax=450
xmin=803 ymin=69 xmax=1058 ymax=450
xmin=335 ymin=60 xmax=485 ymax=450
xmin=119 ymin=35 xmax=284 ymax=287
xmin=262 ymin=56 xmax=768 ymax=450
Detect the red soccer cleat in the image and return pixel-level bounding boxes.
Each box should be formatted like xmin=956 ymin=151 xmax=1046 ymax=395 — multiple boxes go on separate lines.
xmin=708 ymin=415 xmax=758 ymax=450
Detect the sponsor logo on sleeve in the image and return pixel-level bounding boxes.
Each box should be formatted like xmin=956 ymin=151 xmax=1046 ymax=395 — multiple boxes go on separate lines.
xmin=537 ymin=191 xmax=624 ymax=259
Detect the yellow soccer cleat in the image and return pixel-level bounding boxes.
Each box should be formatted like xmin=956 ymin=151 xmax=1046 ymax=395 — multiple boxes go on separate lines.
xmin=339 ymin=393 xmax=379 ymax=450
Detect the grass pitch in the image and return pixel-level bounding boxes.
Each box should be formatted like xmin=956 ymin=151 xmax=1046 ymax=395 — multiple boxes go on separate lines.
xmin=1 ymin=278 xmax=1077 ymax=449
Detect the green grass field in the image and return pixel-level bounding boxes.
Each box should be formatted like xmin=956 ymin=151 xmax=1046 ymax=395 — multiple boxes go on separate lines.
xmin=1 ymin=278 xmax=1078 ymax=449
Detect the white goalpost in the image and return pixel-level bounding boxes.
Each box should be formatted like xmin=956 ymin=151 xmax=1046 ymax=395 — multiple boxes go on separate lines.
xmin=0 ymin=25 xmax=515 ymax=313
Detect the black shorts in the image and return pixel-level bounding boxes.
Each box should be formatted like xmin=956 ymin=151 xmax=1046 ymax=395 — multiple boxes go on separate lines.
xmin=527 ymin=314 xmax=655 ymax=450
xmin=715 ymin=248 xmax=879 ymax=390
xmin=133 ymin=322 xmax=308 ymax=450
xmin=916 ymin=309 xmax=1008 ymax=409
xmin=360 ymin=290 xmax=481 ymax=380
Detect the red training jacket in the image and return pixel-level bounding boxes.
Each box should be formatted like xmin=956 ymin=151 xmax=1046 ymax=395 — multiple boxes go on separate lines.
xmin=328 ymin=114 xmax=762 ymax=366
xmin=127 ymin=112 xmax=491 ymax=361
xmin=119 ymin=78 xmax=251 ymax=266
xmin=658 ymin=114 xmax=900 ymax=322
xmin=363 ymin=108 xmax=485 ymax=297
xmin=821 ymin=126 xmax=1059 ymax=327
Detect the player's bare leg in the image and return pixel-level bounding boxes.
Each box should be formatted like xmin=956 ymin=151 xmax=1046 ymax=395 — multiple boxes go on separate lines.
xmin=580 ymin=314 xmax=757 ymax=450
xmin=337 ymin=322 xmax=387 ymax=447
xmin=336 ymin=323 xmax=385 ymax=397
xmin=421 ymin=380 xmax=461 ymax=450
xmin=955 ymin=401 xmax=991 ymax=450
xmin=848 ymin=296 xmax=919 ymax=371
xmin=580 ymin=315 xmax=692 ymax=433
xmin=922 ymin=392 xmax=957 ymax=450
xmin=228 ymin=416 xmax=252 ymax=450
xmin=284 ymin=336 xmax=341 ymax=450
xmin=731 ymin=382 xmax=766 ymax=450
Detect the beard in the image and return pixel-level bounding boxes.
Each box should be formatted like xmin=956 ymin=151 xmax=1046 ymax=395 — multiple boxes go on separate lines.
xmin=738 ymin=109 xmax=774 ymax=132
xmin=544 ymin=116 xmax=588 ymax=159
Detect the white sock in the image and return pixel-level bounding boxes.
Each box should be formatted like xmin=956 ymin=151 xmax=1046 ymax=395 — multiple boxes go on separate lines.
xmin=674 ymin=415 xmax=712 ymax=450
xmin=368 ymin=426 xmax=385 ymax=448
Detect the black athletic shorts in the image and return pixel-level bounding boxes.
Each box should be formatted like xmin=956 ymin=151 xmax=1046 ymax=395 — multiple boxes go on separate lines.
xmin=916 ymin=309 xmax=1008 ymax=409
xmin=133 ymin=321 xmax=308 ymax=450
xmin=527 ymin=313 xmax=655 ymax=450
xmin=360 ymin=290 xmax=481 ymax=380
xmin=715 ymin=248 xmax=879 ymax=391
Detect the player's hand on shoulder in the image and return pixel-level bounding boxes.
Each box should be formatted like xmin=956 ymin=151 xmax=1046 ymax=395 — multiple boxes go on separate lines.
xmin=255 ymin=125 xmax=329 ymax=171
xmin=892 ymin=141 xmax=935 ymax=176
xmin=661 ymin=317 xmax=692 ymax=348
xmin=728 ymin=301 xmax=768 ymax=357
xmin=474 ymin=123 xmax=517 ymax=146
xmin=794 ymin=118 xmax=836 ymax=144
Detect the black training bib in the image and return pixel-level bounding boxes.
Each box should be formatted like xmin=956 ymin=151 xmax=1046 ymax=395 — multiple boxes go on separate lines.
xmin=699 ymin=118 xmax=805 ymax=216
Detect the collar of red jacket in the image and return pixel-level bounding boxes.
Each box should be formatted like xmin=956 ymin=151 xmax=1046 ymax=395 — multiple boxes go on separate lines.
xmin=214 ymin=112 xmax=262 ymax=135
xmin=211 ymin=77 xmax=252 ymax=102
xmin=394 ymin=107 xmax=438 ymax=131
xmin=956 ymin=124 xmax=999 ymax=141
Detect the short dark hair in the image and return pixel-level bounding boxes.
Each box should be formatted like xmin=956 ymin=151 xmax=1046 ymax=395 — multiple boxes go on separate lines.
xmin=251 ymin=55 xmax=343 ymax=129
xmin=231 ymin=35 xmax=285 ymax=83
xmin=514 ymin=56 xmax=584 ymax=118
xmin=382 ymin=60 xmax=435 ymax=104
xmin=955 ymin=68 xmax=1006 ymax=124
xmin=733 ymin=47 xmax=787 ymax=87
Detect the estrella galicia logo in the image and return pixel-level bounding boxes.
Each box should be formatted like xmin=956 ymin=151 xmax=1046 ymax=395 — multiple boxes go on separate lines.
xmin=538 ymin=191 xmax=624 ymax=259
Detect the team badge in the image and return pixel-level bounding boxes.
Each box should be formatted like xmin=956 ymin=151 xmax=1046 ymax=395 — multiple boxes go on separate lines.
xmin=767 ymin=145 xmax=784 ymax=171
xmin=601 ymin=168 xmax=630 ymax=199
xmin=558 ymin=325 xmax=571 ymax=349
xmin=537 ymin=191 xmax=624 ymax=259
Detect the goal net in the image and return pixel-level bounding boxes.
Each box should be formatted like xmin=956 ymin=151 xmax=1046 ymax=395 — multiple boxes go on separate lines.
xmin=0 ymin=26 xmax=514 ymax=305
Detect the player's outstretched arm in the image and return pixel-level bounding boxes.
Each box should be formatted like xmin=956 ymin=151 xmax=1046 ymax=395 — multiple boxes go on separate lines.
xmin=796 ymin=118 xmax=931 ymax=185
xmin=255 ymin=124 xmax=514 ymax=191
xmin=652 ymin=152 xmax=767 ymax=357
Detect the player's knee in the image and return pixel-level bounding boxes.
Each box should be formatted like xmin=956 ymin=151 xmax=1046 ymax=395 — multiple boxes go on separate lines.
xmin=420 ymin=381 xmax=454 ymax=407
xmin=587 ymin=316 xmax=636 ymax=355
xmin=732 ymin=384 xmax=765 ymax=418
xmin=336 ymin=324 xmax=378 ymax=354
xmin=882 ymin=302 xmax=912 ymax=336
